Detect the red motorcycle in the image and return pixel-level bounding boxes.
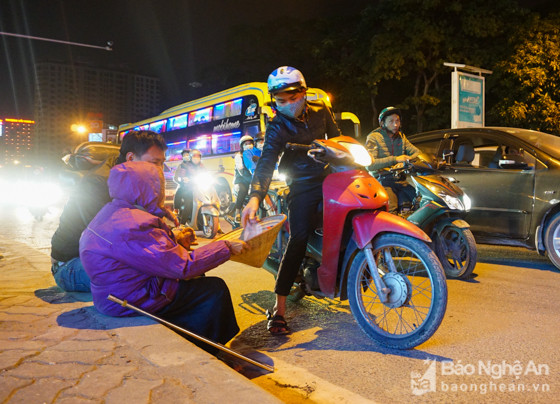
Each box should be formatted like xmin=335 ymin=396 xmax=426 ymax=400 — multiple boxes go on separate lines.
xmin=264 ymin=136 xmax=447 ymax=349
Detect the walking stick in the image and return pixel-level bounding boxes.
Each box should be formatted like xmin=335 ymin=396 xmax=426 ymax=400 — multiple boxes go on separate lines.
xmin=107 ymin=294 xmax=274 ymax=372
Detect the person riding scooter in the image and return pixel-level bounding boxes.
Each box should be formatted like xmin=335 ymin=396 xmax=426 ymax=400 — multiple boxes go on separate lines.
xmin=365 ymin=107 xmax=420 ymax=213
xmin=174 ymin=149 xmax=205 ymax=224
xmin=242 ymin=66 xmax=342 ymax=335
xmin=230 ymin=135 xmax=256 ymax=222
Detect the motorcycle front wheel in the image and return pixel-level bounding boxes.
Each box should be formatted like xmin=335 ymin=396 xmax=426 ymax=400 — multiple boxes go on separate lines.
xmin=200 ymin=213 xmax=219 ymax=239
xmin=347 ymin=233 xmax=447 ymax=350
xmin=434 ymin=226 xmax=477 ymax=279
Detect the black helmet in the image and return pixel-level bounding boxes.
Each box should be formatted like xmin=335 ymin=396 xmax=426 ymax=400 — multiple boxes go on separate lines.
xmin=378 ymin=106 xmax=402 ymax=125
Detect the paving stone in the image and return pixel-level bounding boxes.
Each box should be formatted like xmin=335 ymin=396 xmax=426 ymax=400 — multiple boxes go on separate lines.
xmin=4 ymin=361 xmax=93 ymax=380
xmin=70 ymin=365 xmax=135 ymax=399
xmin=1 ymin=304 xmax=60 ymax=315
xmin=103 ymin=377 xmax=164 ymax=404
xmin=7 ymin=377 xmax=76 ymax=404
xmin=0 ymin=376 xmax=33 ymax=402
xmin=0 ymin=339 xmax=46 ymax=351
xmin=148 ymin=379 xmax=197 ymax=403
xmin=32 ymin=326 xmax=78 ymax=341
xmin=49 ymin=339 xmax=116 ymax=352
xmin=0 ymin=349 xmax=38 ymax=370
xmin=33 ymin=349 xmax=112 ymax=365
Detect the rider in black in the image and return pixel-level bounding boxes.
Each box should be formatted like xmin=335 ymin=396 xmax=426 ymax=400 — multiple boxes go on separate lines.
xmin=242 ymin=66 xmax=341 ymax=335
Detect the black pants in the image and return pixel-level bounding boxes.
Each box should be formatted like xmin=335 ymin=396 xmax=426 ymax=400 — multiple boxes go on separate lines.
xmin=275 ymin=180 xmax=323 ymax=296
xmin=380 ymin=178 xmax=416 ymax=214
xmin=157 ymin=277 xmax=239 ymax=351
xmin=234 ymin=182 xmax=250 ymax=211
xmin=174 ymin=185 xmax=194 ymax=224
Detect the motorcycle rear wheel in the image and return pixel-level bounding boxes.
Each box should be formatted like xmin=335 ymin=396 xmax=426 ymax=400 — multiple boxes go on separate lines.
xmin=434 ymin=226 xmax=477 ymax=279
xmin=347 ymin=233 xmax=447 ymax=350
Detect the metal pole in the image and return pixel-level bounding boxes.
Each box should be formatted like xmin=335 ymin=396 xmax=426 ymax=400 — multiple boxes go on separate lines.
xmin=0 ymin=31 xmax=112 ymax=51
xmin=107 ymin=294 xmax=274 ymax=372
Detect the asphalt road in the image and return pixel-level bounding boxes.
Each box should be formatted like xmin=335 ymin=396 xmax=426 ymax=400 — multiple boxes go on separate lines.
xmin=2 ymin=199 xmax=558 ymax=403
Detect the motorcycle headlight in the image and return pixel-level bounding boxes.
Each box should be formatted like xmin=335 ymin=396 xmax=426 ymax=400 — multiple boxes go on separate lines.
xmin=193 ymin=172 xmax=215 ymax=190
xmin=438 ymin=192 xmax=465 ymax=211
xmin=340 ymin=142 xmax=372 ymax=167
xmin=462 ymin=194 xmax=472 ymax=211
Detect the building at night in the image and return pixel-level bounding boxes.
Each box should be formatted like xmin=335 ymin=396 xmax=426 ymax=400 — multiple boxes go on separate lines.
xmin=0 ymin=118 xmax=35 ymax=165
xmin=33 ymin=61 xmax=161 ymax=163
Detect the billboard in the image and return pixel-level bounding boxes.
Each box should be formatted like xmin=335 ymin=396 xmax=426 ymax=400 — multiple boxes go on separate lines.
xmin=451 ymin=71 xmax=485 ymax=128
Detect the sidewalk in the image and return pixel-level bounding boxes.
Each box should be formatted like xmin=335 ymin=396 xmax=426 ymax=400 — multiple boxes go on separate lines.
xmin=0 ymin=236 xmax=281 ymax=403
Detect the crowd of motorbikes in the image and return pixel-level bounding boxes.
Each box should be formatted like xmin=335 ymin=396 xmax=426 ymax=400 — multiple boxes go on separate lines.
xmin=170 ymin=135 xmax=478 ymax=350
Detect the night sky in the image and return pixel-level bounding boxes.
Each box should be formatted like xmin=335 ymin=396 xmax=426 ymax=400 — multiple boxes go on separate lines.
xmin=0 ymin=0 xmax=365 ymax=119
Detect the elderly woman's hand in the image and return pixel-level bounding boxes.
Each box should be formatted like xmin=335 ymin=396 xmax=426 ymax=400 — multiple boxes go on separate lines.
xmin=226 ymin=239 xmax=250 ymax=256
xmin=173 ymin=226 xmax=198 ymax=250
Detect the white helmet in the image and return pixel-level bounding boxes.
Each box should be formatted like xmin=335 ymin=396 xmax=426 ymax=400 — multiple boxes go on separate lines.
xmin=239 ymin=135 xmax=254 ymax=147
xmin=267 ymin=66 xmax=307 ymax=95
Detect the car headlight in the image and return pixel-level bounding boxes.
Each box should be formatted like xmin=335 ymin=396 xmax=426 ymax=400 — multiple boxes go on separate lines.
xmin=340 ymin=142 xmax=372 ymax=167
xmin=439 ymin=192 xmax=465 ymax=211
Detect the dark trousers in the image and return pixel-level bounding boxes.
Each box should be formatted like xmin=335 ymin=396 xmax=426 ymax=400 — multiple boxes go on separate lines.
xmin=234 ymin=182 xmax=250 ymax=210
xmin=157 ymin=277 xmax=239 ymax=351
xmin=174 ymin=185 xmax=194 ymax=224
xmin=380 ymin=177 xmax=416 ymax=213
xmin=275 ymin=180 xmax=323 ymax=296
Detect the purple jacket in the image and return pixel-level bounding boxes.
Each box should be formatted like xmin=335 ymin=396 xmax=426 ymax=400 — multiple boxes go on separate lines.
xmin=79 ymin=161 xmax=231 ymax=316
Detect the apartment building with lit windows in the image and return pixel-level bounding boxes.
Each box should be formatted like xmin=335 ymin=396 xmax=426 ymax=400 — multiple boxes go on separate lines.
xmin=0 ymin=118 xmax=35 ymax=165
xmin=34 ymin=61 xmax=160 ymax=163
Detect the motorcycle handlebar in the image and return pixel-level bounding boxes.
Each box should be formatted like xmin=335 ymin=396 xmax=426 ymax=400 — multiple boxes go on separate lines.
xmin=286 ymin=142 xmax=312 ymax=151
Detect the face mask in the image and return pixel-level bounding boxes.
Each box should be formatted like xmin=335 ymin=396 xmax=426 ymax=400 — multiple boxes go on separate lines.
xmin=183 ymin=156 xmax=190 ymax=162
xmin=192 ymin=157 xmax=201 ymax=165
xmin=276 ymin=97 xmax=306 ymax=119
xmin=243 ymin=144 xmax=254 ymax=151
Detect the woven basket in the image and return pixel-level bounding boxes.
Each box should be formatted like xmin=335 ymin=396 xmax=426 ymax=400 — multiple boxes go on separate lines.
xmin=216 ymin=214 xmax=287 ymax=268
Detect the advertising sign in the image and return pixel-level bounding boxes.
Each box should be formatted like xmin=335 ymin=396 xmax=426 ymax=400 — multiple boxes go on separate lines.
xmin=451 ymin=71 xmax=485 ymax=128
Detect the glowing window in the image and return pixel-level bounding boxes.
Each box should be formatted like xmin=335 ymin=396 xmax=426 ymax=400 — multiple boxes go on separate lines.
xmin=212 ymin=131 xmax=242 ymax=155
xmin=168 ymin=113 xmax=188 ymax=131
xmin=213 ymin=99 xmax=243 ymax=121
xmin=187 ymin=135 xmax=212 ymax=155
xmin=188 ymin=107 xmax=213 ymax=126
xmin=149 ymin=120 xmax=166 ymax=133
xmin=166 ymin=141 xmax=187 ymax=161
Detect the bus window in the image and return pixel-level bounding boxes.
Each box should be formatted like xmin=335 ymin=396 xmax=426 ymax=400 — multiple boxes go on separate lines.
xmin=188 ymin=135 xmax=212 ymax=155
xmin=168 ymin=113 xmax=188 ymax=131
xmin=149 ymin=119 xmax=167 ymax=133
xmin=214 ymin=99 xmax=243 ymax=120
xmin=166 ymin=141 xmax=187 ymax=161
xmin=212 ymin=131 xmax=242 ymax=155
xmin=189 ymin=107 xmax=212 ymax=126
xmin=243 ymin=122 xmax=261 ymax=138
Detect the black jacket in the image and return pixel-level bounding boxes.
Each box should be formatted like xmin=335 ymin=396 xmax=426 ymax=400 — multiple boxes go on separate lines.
xmin=249 ymin=99 xmax=341 ymax=201
xmin=50 ymin=157 xmax=116 ymax=262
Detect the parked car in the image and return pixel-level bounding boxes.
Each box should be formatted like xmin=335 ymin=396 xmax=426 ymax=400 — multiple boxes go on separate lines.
xmin=408 ymin=127 xmax=560 ymax=270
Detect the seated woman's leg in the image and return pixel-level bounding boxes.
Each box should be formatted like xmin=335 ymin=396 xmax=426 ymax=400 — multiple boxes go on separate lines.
xmin=157 ymin=277 xmax=239 ymax=347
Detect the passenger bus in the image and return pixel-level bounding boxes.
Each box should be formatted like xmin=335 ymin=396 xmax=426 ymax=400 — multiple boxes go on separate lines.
xmin=117 ymin=82 xmax=360 ymax=209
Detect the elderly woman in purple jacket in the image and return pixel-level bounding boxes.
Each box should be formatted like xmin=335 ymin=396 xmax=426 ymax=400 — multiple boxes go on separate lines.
xmin=79 ymin=161 xmax=247 ymax=346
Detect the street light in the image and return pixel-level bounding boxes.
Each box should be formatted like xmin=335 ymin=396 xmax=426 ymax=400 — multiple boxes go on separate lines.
xmin=70 ymin=124 xmax=87 ymax=134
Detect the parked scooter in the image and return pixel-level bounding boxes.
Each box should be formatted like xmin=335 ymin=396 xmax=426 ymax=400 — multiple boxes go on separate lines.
xmin=263 ymin=136 xmax=447 ymax=350
xmin=376 ymin=159 xmax=477 ymax=279
xmin=175 ymin=171 xmax=221 ymax=238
